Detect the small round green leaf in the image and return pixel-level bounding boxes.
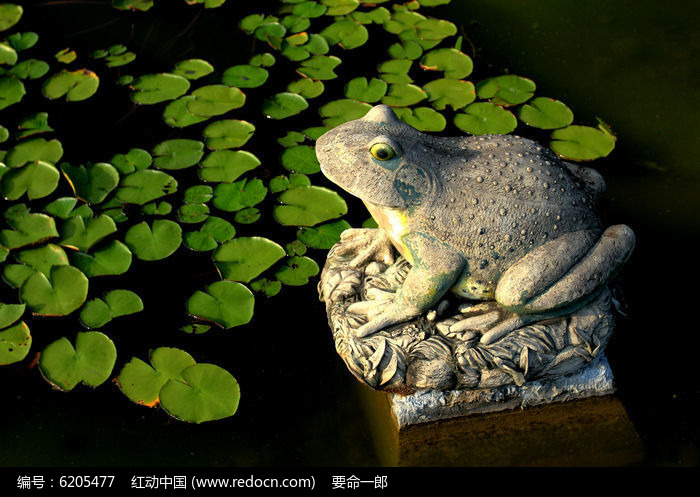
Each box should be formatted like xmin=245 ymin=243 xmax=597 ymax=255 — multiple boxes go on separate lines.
xmin=221 ymin=65 xmax=268 ymax=89
xmin=262 ymin=92 xmax=309 ymax=119
xmin=518 ymin=97 xmax=574 ymax=130
xmin=454 ymin=102 xmax=518 ymax=135
xmin=550 ymin=125 xmax=616 ymax=161
xmin=274 ymin=256 xmax=319 ymax=286
xmin=202 ymin=120 xmax=255 ymax=150
xmin=20 ymin=265 xmax=89 ymax=317
xmin=0 ymin=321 xmax=31 ymax=366
xmin=172 ymin=59 xmax=214 ymax=80
xmin=476 ymin=75 xmax=536 ymax=106
xmin=153 ymin=139 xmax=204 ymax=170
xmin=213 ymin=237 xmax=285 ymax=283
xmin=70 ymin=240 xmax=132 ymax=277
xmin=273 ymin=185 xmax=347 ymax=226
xmin=280 ymin=145 xmax=320 ymax=174
xmin=124 ymin=220 xmax=182 ymax=261
xmin=187 ymin=281 xmax=254 ymax=329
xmin=198 ymin=150 xmax=260 ymax=183
xmin=130 ymin=73 xmax=190 ymax=105
xmin=42 ymin=69 xmax=99 ymax=102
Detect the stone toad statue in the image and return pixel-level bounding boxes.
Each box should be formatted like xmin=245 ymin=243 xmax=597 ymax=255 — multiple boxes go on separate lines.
xmin=316 ymin=105 xmax=634 ymax=392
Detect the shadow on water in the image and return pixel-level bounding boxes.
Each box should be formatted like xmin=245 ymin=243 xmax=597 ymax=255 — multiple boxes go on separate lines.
xmin=0 ymin=0 xmax=698 ymax=466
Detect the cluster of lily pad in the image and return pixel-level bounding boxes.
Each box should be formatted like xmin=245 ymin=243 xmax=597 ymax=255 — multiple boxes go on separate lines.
xmin=0 ymin=0 xmax=617 ymax=424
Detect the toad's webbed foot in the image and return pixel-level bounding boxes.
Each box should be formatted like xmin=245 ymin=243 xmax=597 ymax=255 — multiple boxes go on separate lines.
xmin=331 ymin=228 xmax=395 ymax=269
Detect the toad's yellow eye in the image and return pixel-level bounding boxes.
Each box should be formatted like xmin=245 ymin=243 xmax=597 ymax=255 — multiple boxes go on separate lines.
xmin=370 ymin=142 xmax=396 ymax=161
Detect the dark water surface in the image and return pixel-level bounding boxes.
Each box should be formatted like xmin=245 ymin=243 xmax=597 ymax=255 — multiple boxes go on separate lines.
xmin=1 ymin=0 xmax=698 ymax=467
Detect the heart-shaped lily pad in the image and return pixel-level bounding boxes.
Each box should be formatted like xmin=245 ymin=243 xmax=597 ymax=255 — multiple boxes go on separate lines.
xmin=187 ymin=280 xmax=254 ymax=329
xmin=0 ymin=320 xmax=31 ymax=366
xmin=5 ymin=137 xmax=63 ymax=168
xmin=198 ymin=150 xmax=260 ymax=183
xmin=322 ymin=0 xmax=360 ymax=16
xmin=381 ymin=83 xmax=427 ymax=107
xmin=423 ymin=78 xmax=475 ymax=110
xmin=319 ymin=99 xmax=371 ymax=128
xmin=388 ymin=41 xmax=423 ymax=60
xmin=321 ymin=18 xmax=368 ymax=50
xmin=176 ymin=203 xmax=209 ymax=224
xmin=42 ymin=69 xmax=99 ymax=102
xmin=9 ymin=243 xmax=69 ymax=286
xmin=0 ymin=4 xmax=23 ymax=32
xmin=60 ymin=162 xmax=120 ymax=204
xmin=250 ymin=278 xmax=282 ymax=298
xmin=394 ymin=106 xmax=446 ymax=132
xmin=0 ymin=204 xmax=58 ymax=250
xmin=454 ymin=102 xmax=518 ymax=135
xmin=39 ymin=331 xmax=116 ymax=391
xmin=183 ymin=216 xmax=235 ymax=252
xmin=0 ymin=302 xmax=25 ymax=329
xmin=378 ymin=59 xmax=413 ymax=84
xmin=287 ymin=78 xmax=325 ymax=99
xmin=172 ymin=59 xmax=214 ymax=80
xmin=550 ymin=125 xmax=616 ymax=161
xmin=213 ymin=237 xmax=285 ymax=283
xmin=0 ymin=75 xmax=25 ymax=110
xmin=17 ymin=112 xmax=54 ymax=139
xmin=1 ymin=161 xmax=59 ymax=200
xmin=273 ymin=185 xmax=347 ymax=226
xmin=20 ymin=265 xmax=89 ymax=316
xmin=420 ymin=48 xmax=473 ymax=79
xmin=70 ymin=240 xmax=132 ymax=277
xmin=59 ymin=214 xmax=117 ymax=252
xmin=79 ymin=289 xmax=143 ymax=329
xmin=124 ymin=219 xmax=182 ymax=261
xmin=249 ymin=52 xmax=275 ymax=67
xmin=221 ymin=65 xmax=269 ymax=88
xmin=130 ymin=73 xmax=190 ymax=105
xmin=202 ymin=120 xmax=255 ymax=150
xmin=476 ymin=75 xmax=536 ymax=106
xmin=352 ymin=5 xmax=390 ymax=25
xmin=9 ymin=59 xmax=49 ymax=80
xmin=518 ymin=97 xmax=574 ymax=130
xmin=186 ymin=85 xmax=246 ymax=117
xmin=153 ymin=139 xmax=204 ymax=170
xmin=297 ymin=55 xmax=341 ymax=80
xmin=344 ymin=77 xmax=387 ymax=103
xmin=262 ymin=92 xmax=309 ymax=119
xmin=184 ymin=185 xmax=213 ymax=204
xmin=115 ymin=170 xmax=178 ymax=205
xmin=274 ymin=256 xmax=319 ymax=286
xmin=280 ymin=145 xmax=320 ymax=174
xmin=234 ymin=207 xmax=260 ymax=224
xmin=162 ymin=96 xmax=210 ymax=128
xmin=212 ymin=178 xmax=267 ymax=212
xmin=297 ymin=219 xmax=351 ymax=249
xmin=111 ymin=148 xmax=152 ymax=175
xmin=0 ymin=42 xmax=17 ymax=65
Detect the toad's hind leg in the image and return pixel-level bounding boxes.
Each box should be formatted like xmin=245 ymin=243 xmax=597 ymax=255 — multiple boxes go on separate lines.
xmin=495 ymin=225 xmax=635 ymax=315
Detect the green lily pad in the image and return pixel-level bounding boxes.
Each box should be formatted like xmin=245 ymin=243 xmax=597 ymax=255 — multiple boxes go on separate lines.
xmin=394 ymin=106 xmax=446 ymax=132
xmin=214 ymin=237 xmax=285 ymax=283
xmin=80 ymin=289 xmax=143 ymax=329
xmin=423 ymin=78 xmax=475 ymax=110
xmin=212 ymin=178 xmax=267 ymax=212
xmin=17 ymin=112 xmax=54 ymax=139
xmin=159 ymin=363 xmax=240 ymax=423
xmin=383 ymin=9 xmax=425 ymax=35
xmin=476 ymin=75 xmax=536 ymax=106
xmin=302 ymin=126 xmax=329 ymax=140
xmin=202 ymin=120 xmax=255 ymax=150
xmin=181 ymin=324 xmax=211 ymax=334
xmin=234 ymin=207 xmax=260 ymax=224
xmin=172 ymin=59 xmax=214 ymax=80
xmin=293 ymin=0 xmax=327 ymax=17
xmin=414 ymin=18 xmax=457 ymax=42
xmin=130 ymin=73 xmax=190 ymax=105
xmin=378 ymin=59 xmax=413 ymax=85
xmin=117 ymin=347 xmax=196 ymax=407
xmin=285 ymin=239 xmax=307 ymax=256
xmin=13 ymin=243 xmax=69 ymax=279
xmin=9 ymin=59 xmax=49 ymax=80
xmin=187 ymin=85 xmax=246 ymax=117
xmin=420 ymin=48 xmax=472 ymax=79
xmin=221 ymin=65 xmax=268 ymax=88
xmin=5 ymin=137 xmax=63 ymax=168
xmin=0 ymin=75 xmax=25 ymax=110
xmin=249 ymin=53 xmax=275 ymax=67
xmin=42 ymin=69 xmax=99 ymax=102
xmin=20 ymin=265 xmax=88 ymax=317
xmin=518 ymin=97 xmax=574 ymax=130
xmin=7 ymin=31 xmax=37 ymax=51
xmin=262 ymin=92 xmax=309 ymax=119
xmin=287 ymin=78 xmax=324 ymax=99
xmin=70 ymin=240 xmax=132 ymax=277
xmin=273 ymin=185 xmax=347 ymax=226
xmin=0 ymin=204 xmax=58 ymax=250
xmin=269 ymin=175 xmax=290 ymax=193
xmin=1 ymin=161 xmax=59 ymax=200
xmin=297 ymin=219 xmax=351 ymax=249
xmin=198 ymin=150 xmax=261 ymax=183
xmin=550 ymin=125 xmax=616 ymax=161
xmin=274 ymin=256 xmax=319 ymax=286
xmin=39 ymin=331 xmax=116 ymax=391
xmin=0 ymin=42 xmax=17 ymax=65
xmin=2 ymin=263 xmax=36 ymax=289
xmin=141 ymin=200 xmax=172 ymax=216
xmin=124 ymin=220 xmax=182 ymax=261
xmin=0 ymin=321 xmax=31 ymax=366
xmin=344 ymin=77 xmax=387 ymax=103
xmin=388 ymin=41 xmax=423 ymax=60
xmin=111 ymin=148 xmax=152 ymax=175
xmin=454 ymin=102 xmax=518 ymax=135
xmin=239 ymin=13 xmax=266 ymax=34
xmin=289 ymin=173 xmax=311 ymax=187
xmin=162 ymin=96 xmax=210 ymax=128
xmin=0 ymin=302 xmax=25 ymax=329
xmin=277 ymin=131 xmax=305 ymax=148
xmin=58 ymin=214 xmax=116 ymax=252
xmin=0 ymin=4 xmax=23 ymax=32
xmin=112 ymin=0 xmax=153 ymax=11
xmin=321 ymin=0 xmax=360 ymax=16
xmin=280 ymin=145 xmax=320 ymax=174
xmin=254 ymin=21 xmax=287 ymax=49
xmin=280 ymin=14 xmax=310 ymax=33
xmin=105 ymin=51 xmax=136 ymax=68
xmin=187 ymin=280 xmax=254 ymax=329
xmin=297 ymin=55 xmax=341 ymax=80
xmin=319 ymin=98 xmax=371 ymax=128
xmin=184 ymin=185 xmax=213 ymax=204
xmin=381 ymin=83 xmax=427 ymax=107
xmin=321 ymin=18 xmax=368 ymax=50
xmin=352 ymin=6 xmax=390 ymax=24
xmin=115 ymin=170 xmax=178 ymax=205
xmin=183 ymin=216 xmax=235 ymax=252
xmin=176 ymin=203 xmax=209 ymax=224
xmin=153 ymin=139 xmax=204 ymax=170
xmin=60 ymin=162 xmax=120 ymax=204
xmin=250 ymin=278 xmax=282 ymax=297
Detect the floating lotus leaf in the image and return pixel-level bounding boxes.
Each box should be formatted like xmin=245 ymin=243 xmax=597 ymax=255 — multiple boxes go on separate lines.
xmin=141 ymin=200 xmax=172 ymax=216
xmin=13 ymin=243 xmax=69 ymax=279
xmin=269 ymin=175 xmax=290 ymax=193
xmin=393 ymin=106 xmax=445 ymax=132
xmin=187 ymin=280 xmax=254 ymax=329
xmin=115 ymin=170 xmax=178 ymax=205
xmin=182 ymin=324 xmax=211 ymax=334
xmin=250 ymin=278 xmax=282 ymax=297
xmin=212 ymin=178 xmax=267 ymax=212
xmin=198 ymin=150 xmax=261 ymax=183
xmin=2 ymin=263 xmax=36 ymax=289
xmin=550 ymin=125 xmax=616 ymax=161
xmin=7 ymin=31 xmax=37 ymax=51
xmin=280 ymin=145 xmax=320 ymax=174
xmin=0 ymin=124 xmax=7 ymax=142
xmin=9 ymin=59 xmax=49 ymax=80
xmin=159 ymin=363 xmax=240 ymax=423
xmin=221 ymin=64 xmax=268 ymax=89
xmin=162 ymin=96 xmax=209 ymax=128
xmin=249 ymin=53 xmax=275 ymax=67
xmin=352 ymin=6 xmax=390 ymax=24
xmin=172 ymin=58 xmax=214 ymax=80
xmin=214 ymin=237 xmax=285 ymax=283
xmin=239 ymin=14 xmax=266 ymax=34
xmin=278 ymin=131 xmax=305 ymax=148
xmin=17 ymin=112 xmax=54 ymax=139
xmin=107 ymin=44 xmax=126 ymax=55
xmin=302 ymin=126 xmax=328 ymax=140
xmin=152 ymin=139 xmax=204 ymax=170
xmin=383 ymin=9 xmax=425 ymax=35
xmin=20 ymin=265 xmax=88 ymax=317
xmin=176 ymin=203 xmax=209 ymax=224
xmin=5 ymin=137 xmax=63 ymax=168
xmin=420 ymin=47 xmax=472 ymax=79
xmin=0 ymin=75 xmax=25 ymax=110
xmin=423 ymin=78 xmax=475 ymax=110
xmin=319 ymin=98 xmax=371 ymax=128
xmin=0 ymin=42 xmax=17 ymax=65
xmin=187 ymin=85 xmax=245 ymax=117
xmin=112 ymin=0 xmax=153 ymax=11
xmin=254 ymin=22 xmax=287 ymax=48
xmin=297 ymin=55 xmax=341 ymax=80
xmin=1 ymin=161 xmax=59 ymax=200
xmin=414 ymin=18 xmax=457 ymax=42
xmin=285 ymin=239 xmax=307 ymax=257
xmin=476 ymin=75 xmax=536 ymax=106
xmin=262 ymin=92 xmax=309 ymax=119
xmin=0 ymin=4 xmax=22 ymax=32
xmin=0 ymin=302 xmax=25 ymax=329
xmin=117 ymin=347 xmax=196 ymax=407
xmin=388 ymin=41 xmax=423 ymax=60
xmin=202 ymin=120 xmax=255 ymax=150
xmin=304 ymin=33 xmax=330 ymax=55
xmin=44 ymin=198 xmax=78 ymax=220
xmin=274 ymin=256 xmax=319 ymax=286
xmin=234 ymin=207 xmax=260 ymax=224
xmin=184 ymin=185 xmax=213 ymax=204
xmin=111 ymin=148 xmax=152 ymax=175
xmin=39 ymin=331 xmax=116 ymax=391
xmin=293 ymin=1 xmax=327 ymax=17
xmin=321 ymin=18 xmax=368 ymax=50
xmin=289 ymin=173 xmax=311 ymax=187
xmin=518 ymin=97 xmax=574 ymax=130
xmin=0 ymin=321 xmax=31 ymax=365
xmin=183 ymin=216 xmax=235 ymax=252
xmin=382 ymin=83 xmax=427 ymax=107
xmin=70 ymin=240 xmax=132 ymax=277
xmin=378 ymin=59 xmax=413 ymax=84
xmin=281 ymin=43 xmax=311 ymax=62
xmin=54 ymin=48 xmax=76 ymax=64
xmin=60 ymin=162 xmax=120 ymax=204
xmin=281 ymin=14 xmax=310 ymax=33
xmin=59 ymin=214 xmax=117 ymax=252
xmin=286 ymin=32 xmax=309 ymax=46
xmin=106 ymin=51 xmax=136 ymax=68
xmin=273 ymin=185 xmax=347 ymax=226
xmin=454 ymin=102 xmax=518 ymax=135
xmin=130 ymin=73 xmax=190 ymax=105
xmin=297 ymin=219 xmax=351 ymax=249
xmin=344 ymin=77 xmax=387 ymax=103
xmin=321 ymin=0 xmax=359 ymax=16
xmin=0 ymin=204 xmax=58 ymax=250
xmin=42 ymin=69 xmax=99 ymax=102
xmin=80 ymin=289 xmax=143 ymax=329
xmin=124 ymin=220 xmax=181 ymax=261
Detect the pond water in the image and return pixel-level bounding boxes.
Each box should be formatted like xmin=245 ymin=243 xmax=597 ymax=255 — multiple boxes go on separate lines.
xmin=1 ymin=0 xmax=698 ymax=467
